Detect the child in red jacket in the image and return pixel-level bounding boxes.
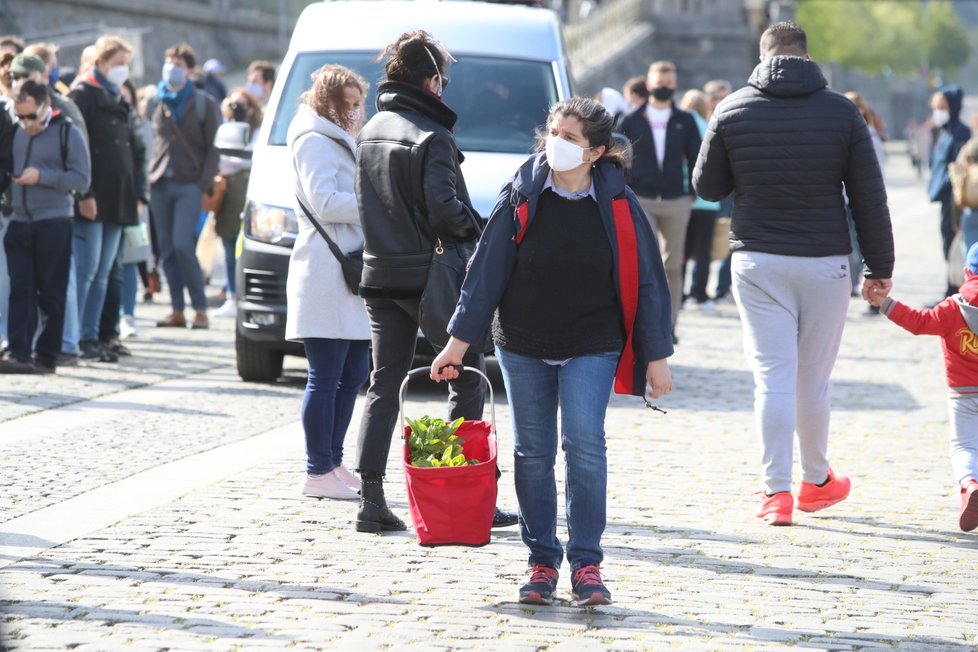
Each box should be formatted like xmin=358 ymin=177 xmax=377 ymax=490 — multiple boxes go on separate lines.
xmin=868 ymin=243 xmax=978 ymax=532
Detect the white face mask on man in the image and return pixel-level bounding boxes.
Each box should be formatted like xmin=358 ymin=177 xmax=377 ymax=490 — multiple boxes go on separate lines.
xmin=545 ymin=134 xmax=591 ymax=172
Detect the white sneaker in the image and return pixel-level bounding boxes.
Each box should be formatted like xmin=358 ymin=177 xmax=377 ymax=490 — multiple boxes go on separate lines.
xmin=333 ymin=465 xmax=361 ymax=491
xmin=213 ymin=297 xmax=237 ymax=318
xmin=687 ymin=299 xmax=717 ymax=312
xmin=302 ymin=471 xmax=359 ymax=500
xmin=120 ymin=315 xmax=138 ymax=339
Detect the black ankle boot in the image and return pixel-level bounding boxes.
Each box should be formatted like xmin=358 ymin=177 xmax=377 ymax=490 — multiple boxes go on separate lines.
xmin=356 ymin=474 xmax=407 ymax=533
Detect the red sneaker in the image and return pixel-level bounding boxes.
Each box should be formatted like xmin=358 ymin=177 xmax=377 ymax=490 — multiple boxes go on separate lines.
xmin=959 ymin=480 xmax=978 ymax=532
xmin=797 ymin=468 xmax=851 ymax=512
xmin=757 ymin=492 xmax=793 ymax=526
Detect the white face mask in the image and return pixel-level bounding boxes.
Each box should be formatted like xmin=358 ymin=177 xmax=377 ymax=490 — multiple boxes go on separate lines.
xmin=933 ymin=108 xmax=950 ymax=128
xmin=545 ymin=134 xmax=589 ymax=172
xmin=105 ymin=64 xmax=129 ymax=87
xmin=247 ymin=82 xmax=265 ymax=101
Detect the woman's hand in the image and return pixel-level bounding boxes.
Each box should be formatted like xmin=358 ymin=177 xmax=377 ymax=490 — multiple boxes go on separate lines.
xmin=78 ymin=197 xmax=98 ymax=220
xmin=646 ymin=359 xmax=672 ymax=399
xmin=430 ymin=337 xmax=471 ymax=382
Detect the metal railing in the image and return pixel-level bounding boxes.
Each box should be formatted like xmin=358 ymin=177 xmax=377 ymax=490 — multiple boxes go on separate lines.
xmin=564 ymin=0 xmax=646 ymax=74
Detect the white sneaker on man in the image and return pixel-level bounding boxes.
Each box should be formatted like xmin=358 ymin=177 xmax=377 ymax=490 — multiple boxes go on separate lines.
xmin=120 ymin=315 xmax=138 ymax=339
xmin=333 ymin=465 xmax=361 ymax=491
xmin=213 ymin=297 xmax=237 ymax=318
xmin=302 ymin=471 xmax=359 ymax=500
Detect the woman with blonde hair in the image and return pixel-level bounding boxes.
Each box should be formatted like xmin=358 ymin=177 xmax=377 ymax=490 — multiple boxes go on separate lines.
xmin=679 ymin=89 xmax=721 ymax=309
xmin=286 ymin=64 xmax=371 ymax=501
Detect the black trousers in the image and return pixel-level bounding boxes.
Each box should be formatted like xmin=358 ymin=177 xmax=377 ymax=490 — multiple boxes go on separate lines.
xmin=3 ymin=218 xmax=72 ymax=366
xmin=683 ymin=209 xmax=718 ymax=303
xmin=356 ymin=296 xmax=486 ymax=475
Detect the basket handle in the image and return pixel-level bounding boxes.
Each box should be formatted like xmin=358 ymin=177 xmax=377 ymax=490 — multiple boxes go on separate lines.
xmin=398 ymin=366 xmax=496 ymax=439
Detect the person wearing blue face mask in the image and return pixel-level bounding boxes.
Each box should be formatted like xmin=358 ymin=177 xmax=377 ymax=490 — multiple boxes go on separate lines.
xmin=431 ymin=98 xmax=673 ymax=607
xmin=145 ymin=42 xmax=221 ymax=330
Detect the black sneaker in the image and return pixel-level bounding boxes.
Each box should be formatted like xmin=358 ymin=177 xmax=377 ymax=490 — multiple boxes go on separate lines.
xmin=570 ymin=565 xmax=611 ymax=606
xmin=79 ymin=340 xmax=102 ymax=360
xmin=56 ymin=352 xmax=79 ymax=367
xmin=492 ymin=507 xmax=519 ymax=528
xmin=0 ymin=352 xmax=39 ymax=374
xmin=518 ymin=564 xmax=559 ymax=605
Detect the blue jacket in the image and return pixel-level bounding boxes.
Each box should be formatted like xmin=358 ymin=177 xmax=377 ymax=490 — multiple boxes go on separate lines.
xmin=929 ymin=85 xmax=972 ymax=202
xmin=448 ymin=153 xmax=674 ymax=396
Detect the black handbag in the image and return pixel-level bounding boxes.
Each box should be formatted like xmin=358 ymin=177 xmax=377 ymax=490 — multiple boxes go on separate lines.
xmin=295 ymin=195 xmax=363 ymax=296
xmin=418 ymin=238 xmax=492 ymax=353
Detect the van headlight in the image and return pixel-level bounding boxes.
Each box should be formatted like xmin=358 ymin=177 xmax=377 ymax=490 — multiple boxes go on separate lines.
xmin=243 ymin=201 xmax=298 ymax=246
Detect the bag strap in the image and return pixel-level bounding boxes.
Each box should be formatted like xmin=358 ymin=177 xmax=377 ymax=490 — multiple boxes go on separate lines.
xmin=295 ymin=193 xmax=351 ymax=267
xmin=161 ymin=102 xmax=202 ymax=170
xmin=611 ymin=196 xmax=639 ymax=395
xmin=59 ymin=120 xmax=70 ymax=171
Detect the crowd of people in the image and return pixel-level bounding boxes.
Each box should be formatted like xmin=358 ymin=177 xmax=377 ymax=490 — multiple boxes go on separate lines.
xmin=4 ymin=18 xmax=978 ymax=610
xmin=0 ymin=33 xmax=274 ymax=371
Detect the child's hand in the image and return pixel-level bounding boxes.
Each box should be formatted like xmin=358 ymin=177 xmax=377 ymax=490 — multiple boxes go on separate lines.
xmin=866 ymin=288 xmax=887 ymax=308
xmin=861 ymin=278 xmax=892 ymax=306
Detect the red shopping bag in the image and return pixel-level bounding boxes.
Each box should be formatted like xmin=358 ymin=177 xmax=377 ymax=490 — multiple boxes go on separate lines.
xmin=399 ymin=368 xmax=499 ymax=547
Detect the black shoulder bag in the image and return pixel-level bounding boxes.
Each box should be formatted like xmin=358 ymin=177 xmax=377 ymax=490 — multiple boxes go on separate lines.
xmin=295 ymin=194 xmax=364 ymax=296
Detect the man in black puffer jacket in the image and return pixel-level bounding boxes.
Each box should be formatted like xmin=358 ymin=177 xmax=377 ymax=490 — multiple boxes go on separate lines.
xmin=693 ymin=22 xmax=894 ymax=527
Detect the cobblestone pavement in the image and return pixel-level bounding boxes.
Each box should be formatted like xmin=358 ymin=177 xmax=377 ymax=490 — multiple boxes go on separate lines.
xmin=2 ymin=147 xmax=977 ymax=650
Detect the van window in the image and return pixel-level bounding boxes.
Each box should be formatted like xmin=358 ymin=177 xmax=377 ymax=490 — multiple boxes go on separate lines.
xmin=268 ymin=52 xmax=558 ymax=155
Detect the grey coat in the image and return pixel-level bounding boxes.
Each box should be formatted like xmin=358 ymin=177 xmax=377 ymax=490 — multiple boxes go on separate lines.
xmin=10 ymin=114 xmax=91 ymax=222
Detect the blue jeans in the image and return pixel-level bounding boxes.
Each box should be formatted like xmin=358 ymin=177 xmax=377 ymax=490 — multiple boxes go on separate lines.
xmin=151 ymin=179 xmax=207 ymax=312
xmin=122 ymin=263 xmax=138 ymax=317
xmin=302 ymin=338 xmax=371 ymax=475
xmin=73 ymin=220 xmax=122 ymax=342
xmin=62 ymin=258 xmax=79 ymax=354
xmin=496 ymin=347 xmax=617 ymax=570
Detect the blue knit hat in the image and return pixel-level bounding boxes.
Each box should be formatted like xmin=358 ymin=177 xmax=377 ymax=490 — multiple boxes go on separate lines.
xmin=967 ymin=242 xmax=978 ymax=274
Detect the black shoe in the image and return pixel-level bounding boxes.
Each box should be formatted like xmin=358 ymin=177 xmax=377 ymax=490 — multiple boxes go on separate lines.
xmin=492 ymin=507 xmax=519 ymax=528
xmin=355 ymin=498 xmax=407 ymax=533
xmin=56 ymin=352 xmax=79 ymax=367
xmin=0 ymin=353 xmax=39 ymax=374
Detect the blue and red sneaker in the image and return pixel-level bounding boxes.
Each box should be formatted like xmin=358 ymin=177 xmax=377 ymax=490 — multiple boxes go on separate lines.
xmin=570 ymin=565 xmax=612 ymax=606
xmin=518 ymin=564 xmax=559 ymax=605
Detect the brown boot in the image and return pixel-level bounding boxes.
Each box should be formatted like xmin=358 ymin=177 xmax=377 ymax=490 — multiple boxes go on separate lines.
xmin=191 ymin=310 xmax=209 ymax=330
xmin=156 ymin=312 xmax=187 ymax=328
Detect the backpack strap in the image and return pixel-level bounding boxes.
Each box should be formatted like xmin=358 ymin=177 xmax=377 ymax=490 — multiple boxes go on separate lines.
xmin=513 ymin=200 xmax=530 ymax=244
xmin=610 ymin=195 xmax=639 ymax=395
xmin=60 ymin=120 xmax=70 ymax=171
xmin=194 ymin=89 xmax=208 ymax=126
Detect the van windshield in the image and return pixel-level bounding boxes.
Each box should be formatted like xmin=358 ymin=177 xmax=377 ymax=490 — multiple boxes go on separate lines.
xmin=268 ymin=51 xmax=558 ymax=154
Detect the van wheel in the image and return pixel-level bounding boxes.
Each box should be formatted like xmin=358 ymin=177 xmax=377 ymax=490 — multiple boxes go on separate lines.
xmin=235 ymin=330 xmax=284 ymax=382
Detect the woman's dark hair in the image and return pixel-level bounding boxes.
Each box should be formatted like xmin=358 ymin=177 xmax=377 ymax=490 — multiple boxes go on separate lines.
xmin=379 ymin=30 xmax=450 ymax=88
xmin=536 ymin=97 xmax=629 ymax=168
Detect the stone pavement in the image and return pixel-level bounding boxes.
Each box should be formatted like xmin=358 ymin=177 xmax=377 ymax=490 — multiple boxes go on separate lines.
xmin=2 ymin=146 xmax=977 ymax=650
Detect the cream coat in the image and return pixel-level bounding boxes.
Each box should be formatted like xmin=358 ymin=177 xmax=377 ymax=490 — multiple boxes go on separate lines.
xmin=285 ymin=104 xmax=369 ymax=341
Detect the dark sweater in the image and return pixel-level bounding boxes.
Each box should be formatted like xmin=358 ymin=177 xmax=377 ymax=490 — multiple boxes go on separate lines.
xmin=493 ymin=190 xmax=623 ymax=358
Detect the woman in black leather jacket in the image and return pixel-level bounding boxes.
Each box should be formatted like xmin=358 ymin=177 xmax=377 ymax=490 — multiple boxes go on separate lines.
xmin=352 ymin=30 xmax=515 ymax=534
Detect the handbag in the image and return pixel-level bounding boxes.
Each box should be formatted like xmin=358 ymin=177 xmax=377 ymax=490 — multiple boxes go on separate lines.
xmin=418 ymin=238 xmax=492 ymax=352
xmin=711 ymin=216 xmax=731 ymax=261
xmin=202 ymin=174 xmax=228 ymax=213
xmin=120 ymin=205 xmax=153 ymax=265
xmin=295 ymin=195 xmax=363 ymax=296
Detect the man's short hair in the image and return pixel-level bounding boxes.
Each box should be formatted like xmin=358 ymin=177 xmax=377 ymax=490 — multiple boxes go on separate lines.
xmin=0 ymin=34 xmax=26 ymax=54
xmin=760 ymin=22 xmax=808 ymax=57
xmin=704 ymin=79 xmax=732 ymax=98
xmin=16 ymin=79 xmax=48 ymax=106
xmin=165 ymin=42 xmax=197 ymax=70
xmin=248 ymin=60 xmax=276 ymax=84
xmin=648 ymin=60 xmax=676 ymax=76
xmin=23 ymin=42 xmax=58 ymax=65
xmin=624 ymin=75 xmax=650 ymax=100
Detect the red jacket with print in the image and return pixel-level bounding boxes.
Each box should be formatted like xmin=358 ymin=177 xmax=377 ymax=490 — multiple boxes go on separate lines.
xmin=881 ymin=276 xmax=978 ymax=394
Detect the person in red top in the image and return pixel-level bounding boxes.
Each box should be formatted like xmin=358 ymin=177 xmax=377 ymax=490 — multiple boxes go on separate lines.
xmin=869 ymin=242 xmax=978 ymax=532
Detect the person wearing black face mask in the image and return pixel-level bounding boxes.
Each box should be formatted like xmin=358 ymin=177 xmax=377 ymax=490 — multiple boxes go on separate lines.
xmin=620 ymin=60 xmax=701 ymax=345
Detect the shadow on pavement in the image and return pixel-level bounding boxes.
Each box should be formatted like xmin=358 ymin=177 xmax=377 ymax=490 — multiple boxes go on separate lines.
xmin=807 ymin=515 xmax=978 ymax=550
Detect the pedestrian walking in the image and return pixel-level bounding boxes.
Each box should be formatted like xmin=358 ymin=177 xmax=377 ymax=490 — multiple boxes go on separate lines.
xmin=286 ymin=65 xmax=371 ymax=502
xmin=928 ymin=86 xmax=971 ymax=300
xmin=702 ymin=79 xmax=734 ymax=302
xmin=0 ymin=81 xmax=89 ymax=373
xmin=693 ymin=21 xmax=894 ymax=526
xmin=430 ymin=97 xmax=673 ymax=606
xmin=353 ymin=30 xmax=516 ymax=534
xmin=619 ymin=60 xmax=702 ymax=344
xmin=147 ymin=42 xmax=221 ymax=330
xmin=867 ymin=242 xmax=978 ymax=532
xmin=68 ymin=36 xmax=142 ymax=363
xmin=245 ymin=60 xmax=275 ymax=108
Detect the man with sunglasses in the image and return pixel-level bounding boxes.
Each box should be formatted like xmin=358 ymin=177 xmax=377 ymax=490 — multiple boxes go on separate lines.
xmin=0 ymin=81 xmax=89 ymax=373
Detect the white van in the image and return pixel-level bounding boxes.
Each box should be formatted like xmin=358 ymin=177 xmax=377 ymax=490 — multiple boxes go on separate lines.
xmin=235 ymin=0 xmax=574 ymax=381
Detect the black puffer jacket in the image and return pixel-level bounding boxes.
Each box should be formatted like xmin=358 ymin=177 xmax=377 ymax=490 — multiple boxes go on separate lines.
xmin=693 ymin=56 xmax=894 ymax=278
xmin=355 ymin=81 xmax=482 ymax=298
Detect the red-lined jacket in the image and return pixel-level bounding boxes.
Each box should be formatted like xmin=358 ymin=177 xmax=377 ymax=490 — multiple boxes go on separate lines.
xmin=447 ymin=153 xmax=673 ymax=396
xmin=880 ymin=276 xmax=978 ymax=394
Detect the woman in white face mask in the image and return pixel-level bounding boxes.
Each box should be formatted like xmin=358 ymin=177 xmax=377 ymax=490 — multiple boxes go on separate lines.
xmin=285 ymin=64 xmax=372 ymax=502
xmin=430 ymin=98 xmax=674 ymax=607
xmin=67 ymin=35 xmax=142 ymax=363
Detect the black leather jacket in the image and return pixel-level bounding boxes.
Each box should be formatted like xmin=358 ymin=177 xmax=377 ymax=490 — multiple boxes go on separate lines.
xmin=355 ymin=81 xmax=482 ymax=298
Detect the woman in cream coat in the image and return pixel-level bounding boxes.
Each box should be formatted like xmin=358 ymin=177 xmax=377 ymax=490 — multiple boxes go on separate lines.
xmin=286 ymin=65 xmax=370 ymax=500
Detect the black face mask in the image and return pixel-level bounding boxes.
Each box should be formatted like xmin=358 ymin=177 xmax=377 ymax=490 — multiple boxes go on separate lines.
xmin=651 ymin=86 xmax=675 ymax=102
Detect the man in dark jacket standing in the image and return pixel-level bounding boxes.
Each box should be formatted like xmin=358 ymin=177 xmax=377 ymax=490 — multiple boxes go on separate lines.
xmin=620 ymin=61 xmax=701 ymax=343
xmin=928 ymin=85 xmax=971 ymax=298
xmin=693 ymin=22 xmax=894 ymax=527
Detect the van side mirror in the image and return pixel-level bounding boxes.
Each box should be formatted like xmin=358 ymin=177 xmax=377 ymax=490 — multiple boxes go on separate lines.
xmin=214 ymin=121 xmax=253 ymax=159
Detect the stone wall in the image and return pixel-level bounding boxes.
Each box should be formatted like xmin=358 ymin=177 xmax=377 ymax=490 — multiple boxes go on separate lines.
xmin=3 ymin=0 xmax=291 ymax=84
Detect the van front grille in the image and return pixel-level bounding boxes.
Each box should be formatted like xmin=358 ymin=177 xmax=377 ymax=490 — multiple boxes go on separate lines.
xmin=243 ymin=269 xmax=286 ymax=305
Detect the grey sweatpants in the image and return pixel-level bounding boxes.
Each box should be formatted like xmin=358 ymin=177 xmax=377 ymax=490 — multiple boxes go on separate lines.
xmin=732 ymin=251 xmax=851 ymax=494
xmin=948 ymin=395 xmax=978 ymax=484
